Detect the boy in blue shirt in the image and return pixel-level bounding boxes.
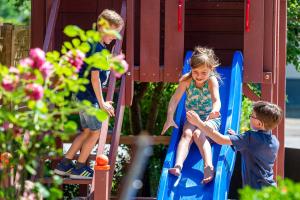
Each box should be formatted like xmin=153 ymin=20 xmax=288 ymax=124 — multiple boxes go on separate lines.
xmin=54 ymin=9 xmax=124 ymax=179
xmin=187 ymin=101 xmax=282 ymax=189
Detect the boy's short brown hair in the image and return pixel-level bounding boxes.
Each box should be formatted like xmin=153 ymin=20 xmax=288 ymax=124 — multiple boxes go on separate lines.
xmin=253 ymin=101 xmax=283 ymax=130
xmin=97 ymin=9 xmax=124 ymax=28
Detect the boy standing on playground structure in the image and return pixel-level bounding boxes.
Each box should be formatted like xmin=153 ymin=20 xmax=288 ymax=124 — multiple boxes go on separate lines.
xmin=54 ymin=9 xmax=124 ymax=179
xmin=187 ymin=101 xmax=282 ymax=189
xmin=161 ymin=47 xmax=221 ymax=184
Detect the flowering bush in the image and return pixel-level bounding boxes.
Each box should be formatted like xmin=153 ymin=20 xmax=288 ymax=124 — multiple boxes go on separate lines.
xmin=239 ymin=178 xmax=300 ymax=200
xmin=0 ymin=23 xmax=127 ymax=199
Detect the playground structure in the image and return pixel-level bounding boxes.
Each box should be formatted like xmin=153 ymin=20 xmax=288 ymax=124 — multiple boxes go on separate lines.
xmin=30 ymin=0 xmax=287 ymax=199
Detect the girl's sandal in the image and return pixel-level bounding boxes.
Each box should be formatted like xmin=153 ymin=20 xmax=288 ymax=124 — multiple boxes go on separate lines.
xmin=202 ymin=166 xmax=215 ymax=184
xmin=168 ymin=165 xmax=182 ymax=176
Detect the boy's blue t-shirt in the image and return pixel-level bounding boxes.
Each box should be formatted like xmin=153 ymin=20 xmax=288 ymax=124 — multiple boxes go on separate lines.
xmin=229 ymin=130 xmax=279 ymax=189
xmin=76 ymin=42 xmax=110 ymax=104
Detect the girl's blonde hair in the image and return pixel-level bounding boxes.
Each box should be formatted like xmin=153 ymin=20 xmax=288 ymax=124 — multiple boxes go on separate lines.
xmin=180 ymin=46 xmax=220 ymax=82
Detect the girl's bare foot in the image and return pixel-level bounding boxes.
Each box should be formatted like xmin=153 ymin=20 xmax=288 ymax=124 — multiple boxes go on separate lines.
xmin=168 ymin=165 xmax=182 ymax=176
xmin=202 ymin=166 xmax=214 ymax=184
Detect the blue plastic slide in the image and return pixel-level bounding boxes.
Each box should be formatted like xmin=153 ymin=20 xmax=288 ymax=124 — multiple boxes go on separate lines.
xmin=157 ymin=51 xmax=243 ymax=200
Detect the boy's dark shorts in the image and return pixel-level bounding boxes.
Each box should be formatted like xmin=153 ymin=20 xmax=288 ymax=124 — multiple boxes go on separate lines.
xmin=79 ymin=103 xmax=102 ymax=131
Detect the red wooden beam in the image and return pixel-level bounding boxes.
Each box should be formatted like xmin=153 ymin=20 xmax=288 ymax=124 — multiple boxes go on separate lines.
xmin=164 ymin=0 xmax=185 ymax=82
xmin=108 ymin=76 xmax=126 ymax=194
xmin=125 ymin=0 xmax=134 ymax=105
xmin=140 ymin=0 xmax=160 ymax=82
xmin=277 ymin=0 xmax=287 ymax=178
xmin=243 ymin=0 xmax=264 ymax=83
xmin=31 ymin=0 xmax=46 ymax=48
xmin=43 ymin=0 xmax=61 ymax=52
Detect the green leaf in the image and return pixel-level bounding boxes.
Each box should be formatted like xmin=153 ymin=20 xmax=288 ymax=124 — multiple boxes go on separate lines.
xmin=64 ymin=121 xmax=77 ymax=133
xmin=72 ymin=38 xmax=81 ymax=47
xmin=25 ymin=164 xmax=37 ymax=175
xmin=64 ymin=41 xmax=73 ymax=50
xmin=63 ymin=25 xmax=80 ymax=37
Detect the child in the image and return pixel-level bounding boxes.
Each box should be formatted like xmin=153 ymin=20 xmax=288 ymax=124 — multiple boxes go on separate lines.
xmin=54 ymin=9 xmax=124 ymax=179
xmin=186 ymin=101 xmax=282 ymax=189
xmin=161 ymin=46 xmax=221 ymax=184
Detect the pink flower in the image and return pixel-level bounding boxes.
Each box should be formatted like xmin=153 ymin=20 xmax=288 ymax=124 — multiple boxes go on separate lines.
xmin=9 ymin=67 xmax=20 ymax=74
xmin=20 ymin=58 xmax=34 ymax=67
xmin=66 ymin=50 xmax=85 ymax=72
xmin=29 ymin=48 xmax=46 ymax=69
xmin=40 ymin=61 xmax=53 ymax=79
xmin=25 ymin=83 xmax=44 ymax=101
xmin=111 ymin=54 xmax=129 ymax=78
xmin=1 ymin=76 xmax=19 ymax=92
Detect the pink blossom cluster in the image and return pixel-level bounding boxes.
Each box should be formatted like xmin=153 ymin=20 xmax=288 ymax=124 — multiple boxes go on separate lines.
xmin=65 ymin=50 xmax=85 ymax=72
xmin=1 ymin=67 xmax=20 ymax=91
xmin=1 ymin=48 xmax=48 ymax=101
xmin=25 ymin=83 xmax=44 ymax=101
xmin=111 ymin=53 xmax=129 ymax=78
xmin=21 ymin=48 xmax=54 ymax=79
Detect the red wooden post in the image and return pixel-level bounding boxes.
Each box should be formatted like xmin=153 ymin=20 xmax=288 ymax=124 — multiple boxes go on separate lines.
xmin=94 ymin=155 xmax=110 ymax=200
xmin=125 ymin=0 xmax=134 ymax=105
xmin=140 ymin=0 xmax=160 ymax=82
xmin=164 ymin=0 xmax=185 ymax=82
xmin=31 ymin=0 xmax=46 ymax=48
xmin=276 ymin=0 xmax=287 ymax=177
xmin=243 ymin=0 xmax=264 ymax=83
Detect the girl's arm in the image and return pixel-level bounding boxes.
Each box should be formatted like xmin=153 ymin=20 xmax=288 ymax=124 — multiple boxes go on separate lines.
xmin=91 ymin=70 xmax=114 ymax=116
xmin=207 ymin=76 xmax=221 ymax=119
xmin=161 ymin=79 xmax=189 ymax=135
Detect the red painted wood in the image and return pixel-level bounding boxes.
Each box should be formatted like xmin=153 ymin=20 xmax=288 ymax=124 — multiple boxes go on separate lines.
xmin=140 ymin=0 xmax=160 ymax=82
xmin=164 ymin=0 xmax=184 ymax=82
xmin=43 ymin=0 xmax=60 ymax=52
xmin=94 ymin=169 xmax=110 ymax=200
xmin=108 ymin=76 xmax=126 ymax=194
xmin=31 ymin=0 xmax=46 ymax=48
xmin=91 ymin=0 xmax=126 ymax=194
xmin=185 ymin=2 xmax=243 ymax=10
xmin=244 ymin=0 xmax=264 ymax=83
xmin=125 ymin=0 xmax=134 ymax=105
xmin=277 ymin=0 xmax=287 ymax=178
xmin=264 ymin=0 xmax=276 ymax=83
xmin=185 ymin=0 xmax=244 ymax=67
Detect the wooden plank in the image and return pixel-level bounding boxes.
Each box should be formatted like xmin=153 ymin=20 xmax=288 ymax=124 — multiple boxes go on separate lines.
xmin=140 ymin=0 xmax=160 ymax=82
xmin=277 ymin=0 xmax=287 ymax=178
xmin=31 ymin=0 xmax=46 ymax=48
xmin=125 ymin=0 xmax=135 ymax=105
xmin=244 ymin=0 xmax=264 ymax=83
xmin=43 ymin=0 xmax=60 ymax=52
xmin=263 ymin=0 xmax=276 ymax=82
xmin=186 ymin=2 xmax=244 ymax=10
xmin=0 ymin=24 xmax=13 ymax=66
xmin=185 ymin=16 xmax=243 ymax=32
xmin=60 ymin=0 xmax=98 ymax=12
xmin=164 ymin=0 xmax=184 ymax=82
xmin=185 ymin=33 xmax=243 ymax=50
xmin=108 ymin=76 xmax=126 ymax=194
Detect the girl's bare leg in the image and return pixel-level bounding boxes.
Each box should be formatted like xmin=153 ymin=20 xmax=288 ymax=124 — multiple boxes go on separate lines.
xmin=169 ymin=122 xmax=195 ymax=176
xmin=193 ymin=129 xmax=214 ymax=184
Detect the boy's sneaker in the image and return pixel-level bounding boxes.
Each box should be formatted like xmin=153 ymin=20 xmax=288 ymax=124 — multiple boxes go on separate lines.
xmin=54 ymin=161 xmax=75 ymax=176
xmin=69 ymin=165 xmax=94 ymax=179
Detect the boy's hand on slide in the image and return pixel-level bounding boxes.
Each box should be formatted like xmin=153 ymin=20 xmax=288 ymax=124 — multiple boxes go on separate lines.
xmin=206 ymin=111 xmax=220 ymax=121
xmin=102 ymin=101 xmax=115 ymax=117
xmin=161 ymin=119 xmax=178 ymax=135
xmin=227 ymin=129 xmax=236 ymax=135
xmin=186 ymin=110 xmax=202 ymax=126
